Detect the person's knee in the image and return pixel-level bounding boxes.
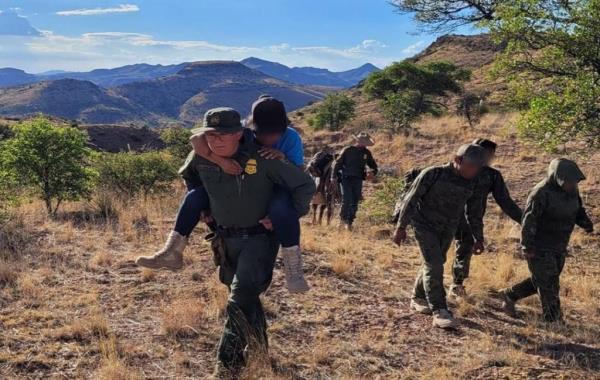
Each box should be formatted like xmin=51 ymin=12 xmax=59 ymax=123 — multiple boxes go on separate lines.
xmin=185 ymin=187 xmax=209 ymax=210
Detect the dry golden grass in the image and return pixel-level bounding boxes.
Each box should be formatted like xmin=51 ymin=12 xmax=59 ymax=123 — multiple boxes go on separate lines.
xmin=162 ymin=298 xmax=207 ymax=338
xmin=2 ymin=112 xmax=600 ymax=378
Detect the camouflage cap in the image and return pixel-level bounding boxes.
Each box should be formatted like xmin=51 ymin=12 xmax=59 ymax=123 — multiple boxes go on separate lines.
xmin=192 ymin=107 xmax=243 ymax=134
xmin=456 ymin=143 xmax=486 ymax=166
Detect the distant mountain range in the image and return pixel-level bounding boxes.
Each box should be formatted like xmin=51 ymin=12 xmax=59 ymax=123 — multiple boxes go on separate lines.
xmin=0 ymin=59 xmax=378 ymax=90
xmin=0 ymin=58 xmax=378 ymax=126
xmin=241 ymin=58 xmax=379 ymax=88
xmin=0 ymin=61 xmax=328 ymax=125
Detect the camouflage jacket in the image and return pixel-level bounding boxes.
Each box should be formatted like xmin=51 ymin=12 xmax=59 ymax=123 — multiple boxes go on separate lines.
xmin=332 ymin=146 xmax=378 ymax=180
xmin=396 ymin=163 xmax=484 ymax=239
xmin=521 ymin=159 xmax=593 ymax=252
xmin=394 ymin=165 xmax=522 ymax=229
xmin=179 ymin=143 xmax=315 ymax=229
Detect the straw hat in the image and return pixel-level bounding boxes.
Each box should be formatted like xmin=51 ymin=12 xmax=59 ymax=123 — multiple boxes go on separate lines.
xmin=352 ymin=132 xmax=375 ymax=146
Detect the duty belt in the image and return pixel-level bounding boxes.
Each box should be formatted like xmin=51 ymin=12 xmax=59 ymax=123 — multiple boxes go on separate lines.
xmin=217 ymin=225 xmax=271 ymax=238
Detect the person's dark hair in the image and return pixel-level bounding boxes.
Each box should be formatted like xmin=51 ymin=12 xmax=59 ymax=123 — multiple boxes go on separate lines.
xmin=472 ymin=138 xmax=497 ymax=152
xmin=249 ymin=96 xmax=290 ymax=135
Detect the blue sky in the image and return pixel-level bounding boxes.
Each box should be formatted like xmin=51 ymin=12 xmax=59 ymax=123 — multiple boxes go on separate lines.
xmin=0 ymin=1 xmax=463 ymax=73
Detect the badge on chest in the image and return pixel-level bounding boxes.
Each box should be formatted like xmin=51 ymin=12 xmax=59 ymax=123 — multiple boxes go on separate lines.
xmin=245 ymin=159 xmax=258 ymax=175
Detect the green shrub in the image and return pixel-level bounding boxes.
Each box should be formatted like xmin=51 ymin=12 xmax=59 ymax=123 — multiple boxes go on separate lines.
xmin=0 ymin=117 xmax=95 ymax=215
xmin=161 ymin=126 xmax=193 ymax=160
xmin=312 ymin=93 xmax=356 ymax=131
xmin=94 ymin=151 xmax=179 ymax=198
xmin=359 ymin=176 xmax=406 ymax=225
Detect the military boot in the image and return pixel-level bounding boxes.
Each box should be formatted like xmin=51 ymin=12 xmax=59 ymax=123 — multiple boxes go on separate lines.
xmin=410 ymin=297 xmax=432 ymax=315
xmin=135 ymin=231 xmax=186 ymax=270
xmin=281 ymin=245 xmax=310 ymax=293
xmin=500 ymin=290 xmax=517 ymax=318
xmin=432 ymin=309 xmax=457 ymax=329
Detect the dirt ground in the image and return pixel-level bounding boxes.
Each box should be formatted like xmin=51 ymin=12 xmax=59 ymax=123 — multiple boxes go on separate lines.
xmin=1 ymin=113 xmax=600 ymax=379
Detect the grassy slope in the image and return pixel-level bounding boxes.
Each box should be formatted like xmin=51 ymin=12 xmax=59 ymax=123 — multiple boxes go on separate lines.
xmin=1 ymin=112 xmax=600 ymax=379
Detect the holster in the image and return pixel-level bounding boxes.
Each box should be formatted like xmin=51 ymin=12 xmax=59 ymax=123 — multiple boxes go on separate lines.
xmin=204 ymin=231 xmax=227 ymax=268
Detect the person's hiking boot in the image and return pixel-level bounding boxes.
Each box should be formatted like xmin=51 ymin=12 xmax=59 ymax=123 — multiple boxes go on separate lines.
xmin=448 ymin=283 xmax=467 ymax=298
xmin=281 ymin=246 xmax=310 ymax=293
xmin=432 ymin=309 xmax=457 ymax=329
xmin=135 ymin=231 xmax=186 ymax=270
xmin=410 ymin=297 xmax=432 ymax=315
xmin=500 ymin=290 xmax=517 ymax=318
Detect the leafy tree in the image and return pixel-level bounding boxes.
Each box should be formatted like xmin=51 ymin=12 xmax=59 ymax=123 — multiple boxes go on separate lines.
xmin=363 ymin=61 xmax=470 ymax=130
xmin=94 ymin=151 xmax=179 ymax=198
xmin=390 ymin=0 xmax=499 ymax=33
xmin=0 ymin=118 xmax=95 ymax=215
xmin=312 ymin=93 xmax=356 ymax=131
xmin=161 ymin=126 xmax=193 ymax=159
xmin=488 ymin=0 xmax=600 ymax=150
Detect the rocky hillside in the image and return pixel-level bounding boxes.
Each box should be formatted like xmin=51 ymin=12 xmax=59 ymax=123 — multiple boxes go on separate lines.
xmin=0 ymin=79 xmax=148 ymax=125
xmin=113 ymin=61 xmax=325 ymax=125
xmin=290 ymin=34 xmax=508 ymax=136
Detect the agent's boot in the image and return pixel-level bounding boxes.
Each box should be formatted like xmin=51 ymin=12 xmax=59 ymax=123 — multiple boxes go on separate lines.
xmin=281 ymin=245 xmax=310 ymax=294
xmin=432 ymin=309 xmax=457 ymax=329
xmin=135 ymin=231 xmax=186 ymax=270
xmin=500 ymin=290 xmax=517 ymax=318
xmin=410 ymin=297 xmax=432 ymax=315
xmin=448 ymin=283 xmax=467 ymax=298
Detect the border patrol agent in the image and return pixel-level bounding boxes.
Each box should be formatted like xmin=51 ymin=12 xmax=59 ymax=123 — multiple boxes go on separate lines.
xmin=332 ymin=132 xmax=378 ymax=230
xmin=179 ymin=108 xmax=315 ymax=376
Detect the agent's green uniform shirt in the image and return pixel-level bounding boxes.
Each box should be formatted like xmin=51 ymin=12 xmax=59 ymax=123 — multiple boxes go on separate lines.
xmin=332 ymin=145 xmax=378 ymax=179
xmin=179 ymin=143 xmax=315 ymax=228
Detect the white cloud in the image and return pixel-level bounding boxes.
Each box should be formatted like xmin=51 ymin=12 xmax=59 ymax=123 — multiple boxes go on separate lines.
xmin=1 ymin=31 xmax=397 ymax=72
xmin=401 ymin=40 xmax=426 ymax=55
xmin=56 ymin=4 xmax=139 ymax=16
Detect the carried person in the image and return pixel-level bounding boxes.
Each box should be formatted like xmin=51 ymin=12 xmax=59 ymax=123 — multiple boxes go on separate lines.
xmin=136 ymin=95 xmax=310 ymax=293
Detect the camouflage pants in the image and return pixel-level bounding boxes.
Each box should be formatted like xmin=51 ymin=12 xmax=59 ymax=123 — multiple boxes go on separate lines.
xmin=340 ymin=177 xmax=363 ymax=224
xmin=412 ymin=224 xmax=455 ymax=311
xmin=217 ymin=234 xmax=279 ymax=369
xmin=452 ymin=215 xmax=475 ymax=285
xmin=506 ymin=250 xmax=566 ymax=322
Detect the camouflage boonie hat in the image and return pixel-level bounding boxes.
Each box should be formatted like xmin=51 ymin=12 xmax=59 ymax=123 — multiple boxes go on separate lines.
xmin=192 ymin=107 xmax=243 ymax=134
xmin=456 ymin=143 xmax=486 ymax=166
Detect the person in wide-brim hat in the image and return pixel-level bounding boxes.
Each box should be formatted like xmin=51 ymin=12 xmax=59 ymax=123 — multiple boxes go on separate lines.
xmin=352 ymin=132 xmax=375 ymax=147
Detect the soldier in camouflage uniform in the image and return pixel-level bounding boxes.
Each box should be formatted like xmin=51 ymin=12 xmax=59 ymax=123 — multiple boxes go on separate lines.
xmin=331 ymin=132 xmax=378 ymax=230
xmin=501 ymin=158 xmax=593 ymax=323
xmin=178 ymin=108 xmax=315 ymax=376
xmin=449 ymin=139 xmax=523 ymax=297
xmin=393 ymin=139 xmax=523 ymax=297
xmin=392 ymin=144 xmax=486 ymax=329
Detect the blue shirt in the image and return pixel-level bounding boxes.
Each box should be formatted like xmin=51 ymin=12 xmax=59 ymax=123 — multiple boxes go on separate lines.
xmin=243 ymin=126 xmax=304 ymax=166
xmin=274 ymin=127 xmax=304 ymax=166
